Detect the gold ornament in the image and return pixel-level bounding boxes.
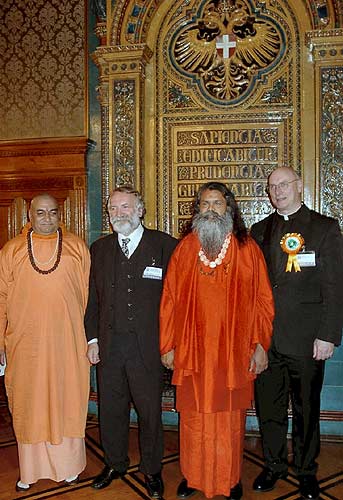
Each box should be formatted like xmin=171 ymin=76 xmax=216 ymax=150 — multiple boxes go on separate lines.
xmin=280 ymin=233 xmax=305 ymax=272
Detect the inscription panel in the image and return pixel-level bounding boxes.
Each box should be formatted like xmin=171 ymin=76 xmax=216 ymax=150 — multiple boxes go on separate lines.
xmin=171 ymin=124 xmax=284 ymax=234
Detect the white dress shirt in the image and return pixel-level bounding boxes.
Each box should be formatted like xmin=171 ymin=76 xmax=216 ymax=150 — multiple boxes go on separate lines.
xmin=118 ymin=223 xmax=144 ymax=258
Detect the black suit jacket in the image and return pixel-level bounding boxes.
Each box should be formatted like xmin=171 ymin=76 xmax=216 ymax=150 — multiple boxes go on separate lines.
xmin=84 ymin=227 xmax=178 ymax=368
xmin=250 ymin=205 xmax=343 ymax=356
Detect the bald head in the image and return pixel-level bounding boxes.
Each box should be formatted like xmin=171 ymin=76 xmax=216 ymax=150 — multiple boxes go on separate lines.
xmin=29 ymin=194 xmax=60 ymax=234
xmin=267 ymin=167 xmax=302 ymax=215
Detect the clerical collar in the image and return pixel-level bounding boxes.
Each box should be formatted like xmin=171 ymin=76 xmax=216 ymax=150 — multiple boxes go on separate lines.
xmin=118 ymin=223 xmax=144 ymax=257
xmin=276 ymin=204 xmax=302 ymax=221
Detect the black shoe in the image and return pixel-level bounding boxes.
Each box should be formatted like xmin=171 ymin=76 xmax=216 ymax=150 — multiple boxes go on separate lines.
xmin=299 ymin=475 xmax=320 ymax=499
xmin=177 ymin=478 xmax=197 ymax=498
xmin=91 ymin=465 xmax=124 ymax=489
xmin=226 ymin=481 xmax=243 ymax=499
xmin=253 ymin=468 xmax=287 ymax=492
xmin=144 ymin=472 xmax=164 ymax=498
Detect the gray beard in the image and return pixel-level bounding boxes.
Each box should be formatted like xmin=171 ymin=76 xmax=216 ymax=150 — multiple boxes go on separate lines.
xmin=192 ymin=210 xmax=233 ymax=259
xmin=110 ymin=213 xmax=141 ymax=236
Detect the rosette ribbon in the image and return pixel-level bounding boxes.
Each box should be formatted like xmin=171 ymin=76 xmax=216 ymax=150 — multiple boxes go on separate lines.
xmin=280 ymin=233 xmax=305 ymax=272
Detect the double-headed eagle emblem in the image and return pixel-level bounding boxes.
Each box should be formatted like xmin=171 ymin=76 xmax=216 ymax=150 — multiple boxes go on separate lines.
xmin=173 ymin=0 xmax=282 ymax=101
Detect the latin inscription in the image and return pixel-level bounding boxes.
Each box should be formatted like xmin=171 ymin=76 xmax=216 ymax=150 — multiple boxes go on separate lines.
xmin=173 ymin=127 xmax=280 ymax=232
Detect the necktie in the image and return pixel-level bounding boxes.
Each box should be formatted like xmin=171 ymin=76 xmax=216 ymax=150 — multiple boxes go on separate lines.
xmin=121 ymin=238 xmax=130 ymax=257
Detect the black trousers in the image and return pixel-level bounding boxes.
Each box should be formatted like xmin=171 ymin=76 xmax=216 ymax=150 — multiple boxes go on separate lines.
xmin=255 ymin=346 xmax=325 ymax=476
xmin=97 ymin=333 xmax=164 ymax=475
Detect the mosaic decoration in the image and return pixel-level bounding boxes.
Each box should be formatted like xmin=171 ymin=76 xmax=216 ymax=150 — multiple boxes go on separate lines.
xmin=151 ymin=0 xmax=300 ymax=232
xmin=101 ymin=1 xmax=342 ymax=236
xmin=261 ymin=76 xmax=288 ymax=104
xmin=0 ymin=0 xmax=86 ymax=140
xmin=108 ymin=1 xmax=343 ymax=45
xmin=320 ymin=67 xmax=343 ymax=228
xmin=113 ymin=80 xmax=136 ymax=187
xmin=171 ymin=0 xmax=283 ymax=102
xmin=316 ymin=1 xmax=330 ymax=25
xmin=168 ymin=81 xmax=198 ymax=109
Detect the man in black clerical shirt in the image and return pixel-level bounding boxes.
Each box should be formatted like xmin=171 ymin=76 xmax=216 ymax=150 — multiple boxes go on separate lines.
xmin=250 ymin=167 xmax=343 ymax=500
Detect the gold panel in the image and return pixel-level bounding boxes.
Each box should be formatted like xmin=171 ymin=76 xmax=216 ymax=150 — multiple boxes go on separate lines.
xmin=169 ymin=122 xmax=285 ymax=234
xmin=152 ymin=0 xmax=305 ymax=233
xmin=306 ymin=30 xmax=343 ymax=228
xmin=94 ymin=0 xmax=343 ymax=234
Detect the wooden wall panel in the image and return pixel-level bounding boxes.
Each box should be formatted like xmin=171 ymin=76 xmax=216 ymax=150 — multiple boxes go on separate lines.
xmin=0 ymin=138 xmax=88 ymax=247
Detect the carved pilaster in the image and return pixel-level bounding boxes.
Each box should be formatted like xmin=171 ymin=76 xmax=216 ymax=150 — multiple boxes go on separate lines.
xmin=94 ymin=22 xmax=107 ymax=45
xmin=306 ymin=31 xmax=343 ymax=228
xmin=91 ymin=44 xmax=153 ymax=231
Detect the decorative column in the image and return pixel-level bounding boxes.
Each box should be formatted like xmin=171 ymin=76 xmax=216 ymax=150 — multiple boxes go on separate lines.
xmin=306 ymin=29 xmax=343 ymax=229
xmin=92 ymin=44 xmax=153 ymax=232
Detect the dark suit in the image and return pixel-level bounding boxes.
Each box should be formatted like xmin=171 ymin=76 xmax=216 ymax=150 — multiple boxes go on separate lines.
xmin=251 ymin=204 xmax=343 ymax=476
xmin=85 ymin=227 xmax=178 ymax=475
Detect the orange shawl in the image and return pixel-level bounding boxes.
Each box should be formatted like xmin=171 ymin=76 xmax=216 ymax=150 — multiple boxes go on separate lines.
xmin=160 ymin=233 xmax=274 ymax=409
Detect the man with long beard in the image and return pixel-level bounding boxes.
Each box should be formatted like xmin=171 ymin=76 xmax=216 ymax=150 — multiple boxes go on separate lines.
xmin=160 ymin=182 xmax=274 ymax=499
xmin=85 ymin=185 xmax=177 ymax=498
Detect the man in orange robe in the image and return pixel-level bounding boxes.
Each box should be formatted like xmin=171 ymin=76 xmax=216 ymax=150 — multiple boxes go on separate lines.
xmin=0 ymin=194 xmax=90 ymax=492
xmin=160 ymin=182 xmax=274 ymax=499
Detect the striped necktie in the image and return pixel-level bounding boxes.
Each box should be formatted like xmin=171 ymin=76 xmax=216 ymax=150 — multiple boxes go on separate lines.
xmin=121 ymin=238 xmax=130 ymax=257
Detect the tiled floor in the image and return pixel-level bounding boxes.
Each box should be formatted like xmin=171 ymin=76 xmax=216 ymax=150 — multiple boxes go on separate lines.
xmin=0 ymin=401 xmax=342 ymax=500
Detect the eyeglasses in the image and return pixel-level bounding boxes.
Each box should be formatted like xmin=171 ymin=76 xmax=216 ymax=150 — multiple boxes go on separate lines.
xmin=266 ymin=179 xmax=298 ymax=194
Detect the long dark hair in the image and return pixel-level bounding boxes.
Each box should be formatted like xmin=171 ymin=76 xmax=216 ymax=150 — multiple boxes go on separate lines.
xmin=194 ymin=182 xmax=248 ymax=244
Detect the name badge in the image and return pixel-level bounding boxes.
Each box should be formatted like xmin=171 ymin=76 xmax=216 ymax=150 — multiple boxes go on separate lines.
xmin=142 ymin=266 xmax=162 ymax=280
xmin=297 ymin=251 xmax=316 ymax=267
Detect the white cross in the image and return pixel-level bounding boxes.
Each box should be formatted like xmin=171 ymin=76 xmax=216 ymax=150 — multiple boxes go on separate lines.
xmin=216 ymin=34 xmax=237 ymax=59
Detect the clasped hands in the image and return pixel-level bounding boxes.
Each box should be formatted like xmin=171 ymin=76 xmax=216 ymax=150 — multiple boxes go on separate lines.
xmin=161 ymin=344 xmax=269 ymax=375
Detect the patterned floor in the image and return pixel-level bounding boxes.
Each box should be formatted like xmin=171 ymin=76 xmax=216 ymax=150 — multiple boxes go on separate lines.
xmin=0 ymin=397 xmax=342 ymax=499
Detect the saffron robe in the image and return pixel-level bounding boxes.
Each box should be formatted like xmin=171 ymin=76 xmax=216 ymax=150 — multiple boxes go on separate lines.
xmin=0 ymin=224 xmax=90 ymax=481
xmin=160 ymin=233 xmax=274 ymax=497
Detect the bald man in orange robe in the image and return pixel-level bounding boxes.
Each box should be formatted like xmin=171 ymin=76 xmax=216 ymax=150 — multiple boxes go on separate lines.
xmin=160 ymin=183 xmax=274 ymax=499
xmin=0 ymin=194 xmax=90 ymax=492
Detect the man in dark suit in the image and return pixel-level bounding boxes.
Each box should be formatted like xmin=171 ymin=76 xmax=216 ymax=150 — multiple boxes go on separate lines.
xmin=250 ymin=167 xmax=343 ymax=500
xmin=85 ymin=185 xmax=178 ymax=498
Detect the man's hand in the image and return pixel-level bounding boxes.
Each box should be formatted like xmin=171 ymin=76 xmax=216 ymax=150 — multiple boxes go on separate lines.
xmin=0 ymin=349 xmax=5 ymax=365
xmin=87 ymin=343 xmax=100 ymax=365
xmin=313 ymin=339 xmax=334 ymax=361
xmin=161 ymin=349 xmax=174 ymax=370
xmin=249 ymin=343 xmax=268 ymax=375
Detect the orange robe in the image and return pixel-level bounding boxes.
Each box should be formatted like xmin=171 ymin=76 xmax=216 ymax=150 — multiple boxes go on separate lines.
xmin=0 ymin=224 xmax=90 ymax=483
xmin=160 ymin=233 xmax=274 ymax=497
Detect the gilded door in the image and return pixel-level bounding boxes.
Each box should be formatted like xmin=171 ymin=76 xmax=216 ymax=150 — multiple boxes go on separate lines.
xmin=93 ymin=0 xmax=343 ymax=235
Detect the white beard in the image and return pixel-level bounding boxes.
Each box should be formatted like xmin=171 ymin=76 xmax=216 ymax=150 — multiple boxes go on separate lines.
xmin=110 ymin=212 xmax=141 ymax=236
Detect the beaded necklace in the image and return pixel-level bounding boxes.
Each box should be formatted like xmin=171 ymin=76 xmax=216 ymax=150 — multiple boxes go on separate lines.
xmin=198 ymin=233 xmax=231 ymax=268
xmin=27 ymin=227 xmax=63 ymax=275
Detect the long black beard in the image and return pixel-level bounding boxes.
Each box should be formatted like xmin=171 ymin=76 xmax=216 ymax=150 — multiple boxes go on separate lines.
xmin=192 ymin=210 xmax=233 ymax=259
